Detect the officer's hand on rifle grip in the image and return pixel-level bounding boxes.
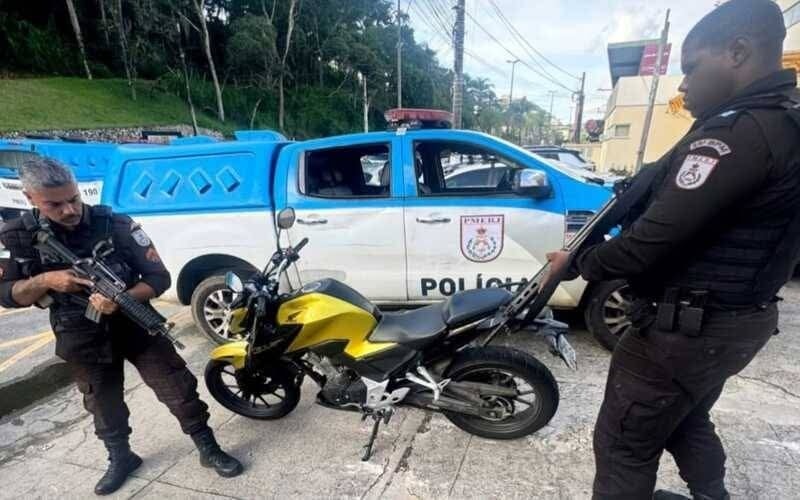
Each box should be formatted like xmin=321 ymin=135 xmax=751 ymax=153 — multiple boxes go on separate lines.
xmin=89 ymin=293 xmax=120 ymax=315
xmin=43 ymin=270 xmax=94 ymax=293
xmin=544 ymin=250 xmax=570 ymax=287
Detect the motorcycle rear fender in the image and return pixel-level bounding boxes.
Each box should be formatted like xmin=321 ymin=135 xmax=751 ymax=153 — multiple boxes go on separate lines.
xmin=209 ymin=341 xmax=248 ymax=369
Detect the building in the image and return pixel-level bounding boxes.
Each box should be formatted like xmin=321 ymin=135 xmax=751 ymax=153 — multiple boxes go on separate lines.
xmin=593 ymin=75 xmax=692 ymax=174
xmin=590 ymin=6 xmax=800 ymax=176
xmin=779 ymin=0 xmax=800 ymax=69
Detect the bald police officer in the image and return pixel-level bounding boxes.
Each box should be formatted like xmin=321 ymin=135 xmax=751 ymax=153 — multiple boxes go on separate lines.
xmin=0 ymin=158 xmax=243 ymax=495
xmin=547 ymin=1 xmax=800 ymax=498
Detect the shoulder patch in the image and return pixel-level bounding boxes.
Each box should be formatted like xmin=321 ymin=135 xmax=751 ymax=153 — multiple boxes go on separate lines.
xmin=130 ymin=224 xmax=152 ymax=247
xmin=676 ymin=155 xmax=719 ymax=190
xmin=690 ymin=138 xmax=731 ymax=156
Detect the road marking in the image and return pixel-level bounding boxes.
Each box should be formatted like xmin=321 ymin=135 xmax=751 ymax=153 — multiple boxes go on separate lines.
xmin=0 ymin=306 xmax=189 ymax=376
xmin=0 ymin=334 xmax=54 ymax=374
xmin=0 ymin=307 xmax=32 ymax=318
xmin=0 ymin=331 xmax=53 ymax=350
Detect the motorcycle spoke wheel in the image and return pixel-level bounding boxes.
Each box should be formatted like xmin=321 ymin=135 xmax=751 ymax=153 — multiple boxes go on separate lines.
xmin=205 ymin=360 xmax=301 ymax=420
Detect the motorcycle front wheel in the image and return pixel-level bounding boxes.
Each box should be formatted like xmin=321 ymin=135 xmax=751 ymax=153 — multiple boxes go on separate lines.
xmin=205 ymin=360 xmax=301 ymax=420
xmin=443 ymin=346 xmax=559 ymax=439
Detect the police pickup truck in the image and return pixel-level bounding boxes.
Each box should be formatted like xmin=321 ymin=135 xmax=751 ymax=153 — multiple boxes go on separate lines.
xmin=0 ymin=110 xmax=629 ymax=349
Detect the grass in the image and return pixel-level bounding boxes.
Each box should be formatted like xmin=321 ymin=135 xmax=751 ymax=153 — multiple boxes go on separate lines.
xmin=0 ymin=77 xmax=232 ymax=134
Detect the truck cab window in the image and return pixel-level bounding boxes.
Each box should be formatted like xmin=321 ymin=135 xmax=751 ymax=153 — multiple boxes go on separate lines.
xmin=414 ymin=141 xmax=522 ymax=196
xmin=303 ymin=144 xmax=391 ymax=198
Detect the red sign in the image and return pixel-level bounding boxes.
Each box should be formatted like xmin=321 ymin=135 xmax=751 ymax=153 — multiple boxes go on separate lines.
xmin=639 ymin=43 xmax=671 ymax=76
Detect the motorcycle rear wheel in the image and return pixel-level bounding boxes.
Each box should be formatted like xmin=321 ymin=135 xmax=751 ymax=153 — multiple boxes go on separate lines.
xmin=205 ymin=360 xmax=301 ymax=420
xmin=442 ymin=346 xmax=559 ymax=439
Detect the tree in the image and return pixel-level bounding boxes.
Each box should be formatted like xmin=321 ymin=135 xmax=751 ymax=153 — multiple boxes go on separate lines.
xmin=191 ymin=0 xmax=225 ymax=121
xmin=278 ymin=0 xmax=298 ymax=131
xmin=111 ymin=0 xmax=135 ymax=99
xmin=65 ymin=0 xmax=92 ymax=79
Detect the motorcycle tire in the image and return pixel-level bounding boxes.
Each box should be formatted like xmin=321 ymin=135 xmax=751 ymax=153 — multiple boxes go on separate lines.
xmin=442 ymin=346 xmax=558 ymax=440
xmin=205 ymin=359 xmax=301 ymax=420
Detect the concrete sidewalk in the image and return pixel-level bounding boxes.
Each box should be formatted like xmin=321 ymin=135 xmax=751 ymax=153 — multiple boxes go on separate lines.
xmin=0 ymin=288 xmax=799 ymax=499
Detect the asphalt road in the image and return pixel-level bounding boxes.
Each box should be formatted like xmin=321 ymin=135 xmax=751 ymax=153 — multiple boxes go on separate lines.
xmin=0 ymin=301 xmax=185 ymax=385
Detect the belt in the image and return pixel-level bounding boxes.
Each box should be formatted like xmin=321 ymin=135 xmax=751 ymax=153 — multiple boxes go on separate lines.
xmin=632 ymin=288 xmax=775 ymax=337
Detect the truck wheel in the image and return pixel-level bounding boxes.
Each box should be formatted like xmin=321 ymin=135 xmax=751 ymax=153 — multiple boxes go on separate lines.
xmin=584 ymin=280 xmax=633 ymax=351
xmin=191 ymin=275 xmax=243 ymax=345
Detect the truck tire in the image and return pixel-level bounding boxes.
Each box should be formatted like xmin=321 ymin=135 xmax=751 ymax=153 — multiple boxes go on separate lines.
xmin=584 ymin=280 xmax=634 ymax=351
xmin=191 ymin=275 xmax=242 ymax=345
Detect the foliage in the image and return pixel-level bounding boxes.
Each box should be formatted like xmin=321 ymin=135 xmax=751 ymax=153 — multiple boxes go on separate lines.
xmin=0 ymin=77 xmax=230 ymax=132
xmin=0 ymin=0 xmax=558 ymax=140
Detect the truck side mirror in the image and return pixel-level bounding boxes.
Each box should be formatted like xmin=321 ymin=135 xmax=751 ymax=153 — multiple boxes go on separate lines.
xmin=277 ymin=207 xmax=296 ymax=230
xmin=513 ymin=169 xmax=552 ymax=199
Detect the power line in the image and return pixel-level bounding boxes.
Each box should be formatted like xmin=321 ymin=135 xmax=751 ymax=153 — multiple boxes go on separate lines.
xmin=479 ymin=2 xmax=570 ymax=86
xmin=463 ymin=9 xmax=574 ymax=93
xmin=487 ymin=0 xmax=580 ymax=81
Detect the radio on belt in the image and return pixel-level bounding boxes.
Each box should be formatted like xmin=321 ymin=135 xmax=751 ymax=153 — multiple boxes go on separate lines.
xmin=384 ymin=108 xmax=453 ymax=130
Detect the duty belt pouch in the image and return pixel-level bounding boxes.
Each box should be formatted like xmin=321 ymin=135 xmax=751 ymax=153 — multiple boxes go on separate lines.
xmin=678 ymin=291 xmax=708 ymax=337
xmin=656 ymin=288 xmax=679 ymax=332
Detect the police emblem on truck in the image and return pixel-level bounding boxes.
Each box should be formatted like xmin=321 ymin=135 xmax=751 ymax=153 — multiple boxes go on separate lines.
xmin=461 ymin=215 xmax=504 ymax=262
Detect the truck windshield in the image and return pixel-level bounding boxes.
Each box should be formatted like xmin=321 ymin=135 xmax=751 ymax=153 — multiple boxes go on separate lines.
xmin=0 ymin=150 xmax=40 ymax=174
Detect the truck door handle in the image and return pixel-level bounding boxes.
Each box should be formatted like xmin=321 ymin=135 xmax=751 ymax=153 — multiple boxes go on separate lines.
xmin=416 ymin=217 xmax=451 ymax=224
xmin=297 ymin=217 xmax=328 ymax=225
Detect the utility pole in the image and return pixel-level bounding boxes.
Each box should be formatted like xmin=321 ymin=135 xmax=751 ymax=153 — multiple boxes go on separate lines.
xmin=507 ymin=59 xmax=520 ymax=104
xmin=572 ymin=72 xmax=586 ymax=143
xmin=452 ymin=0 xmax=466 ymax=128
xmin=635 ymin=9 xmax=671 ymax=172
xmin=547 ymin=90 xmax=556 ymax=144
xmin=361 ymin=73 xmax=369 ymax=132
xmin=396 ymin=0 xmax=403 ymax=109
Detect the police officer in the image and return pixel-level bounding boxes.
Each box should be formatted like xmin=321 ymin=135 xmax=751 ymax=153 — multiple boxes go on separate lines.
xmin=547 ymin=1 xmax=800 ymax=498
xmin=0 ymin=158 xmax=243 ymax=495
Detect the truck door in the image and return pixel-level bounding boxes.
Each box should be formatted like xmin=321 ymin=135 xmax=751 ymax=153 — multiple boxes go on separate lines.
xmin=402 ymin=137 xmax=578 ymax=306
xmin=279 ymin=137 xmax=407 ymax=302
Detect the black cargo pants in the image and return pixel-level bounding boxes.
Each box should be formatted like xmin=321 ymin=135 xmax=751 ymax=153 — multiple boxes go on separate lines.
xmin=592 ymin=303 xmax=778 ymax=500
xmin=68 ymin=331 xmax=210 ymax=443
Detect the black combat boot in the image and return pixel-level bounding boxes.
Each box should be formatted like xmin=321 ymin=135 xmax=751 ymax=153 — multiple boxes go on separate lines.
xmin=654 ymin=484 xmax=731 ymax=500
xmin=94 ymin=440 xmax=142 ymax=495
xmin=191 ymin=428 xmax=243 ymax=478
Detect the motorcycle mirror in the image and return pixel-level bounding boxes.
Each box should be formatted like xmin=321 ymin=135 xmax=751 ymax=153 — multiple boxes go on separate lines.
xmin=225 ymin=271 xmax=244 ymax=294
xmin=277 ymin=207 xmax=296 ymax=230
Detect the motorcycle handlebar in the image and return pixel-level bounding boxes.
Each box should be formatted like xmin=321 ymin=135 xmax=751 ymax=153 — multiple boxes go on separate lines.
xmin=293 ymin=237 xmax=309 ymax=254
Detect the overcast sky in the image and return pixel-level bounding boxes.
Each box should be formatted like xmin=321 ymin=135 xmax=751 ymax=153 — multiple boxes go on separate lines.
xmin=407 ymin=0 xmax=720 ymax=123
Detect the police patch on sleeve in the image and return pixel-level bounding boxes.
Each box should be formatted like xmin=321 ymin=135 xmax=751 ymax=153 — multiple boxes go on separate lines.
xmin=675 ymin=155 xmax=719 ymax=190
xmin=131 ymin=226 xmax=152 ymax=247
xmin=690 ymin=138 xmax=731 ymax=156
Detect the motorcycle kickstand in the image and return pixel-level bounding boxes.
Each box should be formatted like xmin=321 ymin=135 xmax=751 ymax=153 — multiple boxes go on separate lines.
xmin=361 ymin=409 xmax=393 ymax=461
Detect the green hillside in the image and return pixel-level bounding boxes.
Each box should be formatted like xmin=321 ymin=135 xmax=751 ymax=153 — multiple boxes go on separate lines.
xmin=0 ymin=78 xmax=229 ymax=134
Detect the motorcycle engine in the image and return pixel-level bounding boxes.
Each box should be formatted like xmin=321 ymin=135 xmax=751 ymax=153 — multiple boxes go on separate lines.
xmin=320 ymin=368 xmax=366 ymax=407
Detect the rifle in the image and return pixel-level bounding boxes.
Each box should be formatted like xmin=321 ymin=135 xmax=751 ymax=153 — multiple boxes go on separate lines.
xmin=34 ymin=230 xmax=185 ymax=350
xmin=482 ymin=164 xmax=663 ymax=347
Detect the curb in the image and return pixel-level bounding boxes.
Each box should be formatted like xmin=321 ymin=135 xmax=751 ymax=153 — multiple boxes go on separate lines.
xmin=0 ymin=313 xmax=197 ymax=418
xmin=0 ymin=358 xmax=72 ymax=417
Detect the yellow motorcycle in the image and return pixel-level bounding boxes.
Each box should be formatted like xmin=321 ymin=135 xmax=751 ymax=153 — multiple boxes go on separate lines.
xmin=205 ymin=208 xmax=576 ymax=460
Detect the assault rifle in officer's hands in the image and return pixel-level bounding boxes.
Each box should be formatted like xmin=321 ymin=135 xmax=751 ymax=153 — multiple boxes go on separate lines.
xmin=33 ymin=231 xmax=185 ymax=350
xmin=481 ymin=164 xmax=663 ymax=349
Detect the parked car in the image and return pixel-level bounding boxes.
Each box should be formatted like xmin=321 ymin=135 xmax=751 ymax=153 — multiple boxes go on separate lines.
xmin=1 ymin=117 xmax=632 ymax=350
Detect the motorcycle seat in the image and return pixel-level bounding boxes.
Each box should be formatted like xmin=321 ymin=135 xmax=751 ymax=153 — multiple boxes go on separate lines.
xmin=443 ymin=288 xmax=512 ymax=327
xmin=369 ymin=305 xmax=448 ymax=349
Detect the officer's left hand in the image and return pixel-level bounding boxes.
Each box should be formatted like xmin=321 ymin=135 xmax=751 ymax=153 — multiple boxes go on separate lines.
xmin=543 ymin=250 xmax=570 ymax=287
xmin=89 ymin=293 xmax=119 ymax=315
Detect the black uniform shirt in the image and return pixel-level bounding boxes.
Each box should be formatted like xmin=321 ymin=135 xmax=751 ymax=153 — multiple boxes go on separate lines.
xmin=0 ymin=205 xmax=171 ymax=362
xmin=576 ymin=70 xmax=800 ymax=303
xmin=0 ymin=205 xmax=170 ymax=308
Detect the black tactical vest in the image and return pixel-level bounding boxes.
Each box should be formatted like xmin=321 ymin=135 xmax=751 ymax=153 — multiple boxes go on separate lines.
xmin=648 ymin=93 xmax=800 ymax=307
xmin=5 ymin=206 xmax=136 ymax=362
